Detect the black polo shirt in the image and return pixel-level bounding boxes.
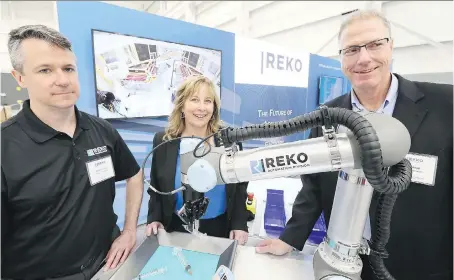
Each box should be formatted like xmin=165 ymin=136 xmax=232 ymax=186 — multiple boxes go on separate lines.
xmin=1 ymin=100 xmax=140 ymax=279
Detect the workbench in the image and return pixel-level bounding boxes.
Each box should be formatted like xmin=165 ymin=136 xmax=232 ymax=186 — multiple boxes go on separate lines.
xmin=91 ymin=225 xmax=316 ymax=280
xmin=235 ymin=237 xmax=315 ymax=280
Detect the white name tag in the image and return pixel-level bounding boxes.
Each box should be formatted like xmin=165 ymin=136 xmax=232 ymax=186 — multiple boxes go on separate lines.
xmin=86 ymin=156 xmax=115 ymax=186
xmin=405 ymin=153 xmax=438 ymax=186
xmin=212 ymin=265 xmax=234 ymax=280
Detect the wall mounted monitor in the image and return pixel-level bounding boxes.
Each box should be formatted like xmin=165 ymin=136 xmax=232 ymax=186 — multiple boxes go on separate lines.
xmin=318 ymin=76 xmax=344 ymax=105
xmin=91 ymin=29 xmax=222 ymax=119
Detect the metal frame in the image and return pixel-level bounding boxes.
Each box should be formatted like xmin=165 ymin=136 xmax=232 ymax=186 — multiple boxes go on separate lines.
xmin=91 ymin=229 xmax=238 ymax=280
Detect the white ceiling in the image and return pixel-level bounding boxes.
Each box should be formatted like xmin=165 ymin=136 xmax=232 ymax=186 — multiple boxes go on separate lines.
xmin=0 ymin=1 xmax=452 ymax=75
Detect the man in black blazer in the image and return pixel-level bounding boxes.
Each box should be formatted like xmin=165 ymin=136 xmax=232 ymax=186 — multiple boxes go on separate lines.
xmin=256 ymin=10 xmax=453 ymax=280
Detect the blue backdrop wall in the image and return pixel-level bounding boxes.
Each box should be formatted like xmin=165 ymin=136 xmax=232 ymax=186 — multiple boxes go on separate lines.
xmin=233 ymin=36 xmax=313 ymax=145
xmin=56 ymin=1 xmax=351 ymax=230
xmin=307 ymin=54 xmax=351 ymax=108
xmin=56 ymin=1 xmax=236 ymax=228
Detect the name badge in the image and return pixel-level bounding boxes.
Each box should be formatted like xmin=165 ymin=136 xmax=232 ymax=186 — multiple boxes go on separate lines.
xmin=86 ymin=156 xmax=115 ymax=186
xmin=405 ymin=153 xmax=438 ymax=186
xmin=213 ymin=265 xmax=234 ymax=280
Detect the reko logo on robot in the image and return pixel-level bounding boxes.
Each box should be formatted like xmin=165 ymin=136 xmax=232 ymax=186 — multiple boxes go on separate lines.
xmin=250 ymin=152 xmax=310 ymax=174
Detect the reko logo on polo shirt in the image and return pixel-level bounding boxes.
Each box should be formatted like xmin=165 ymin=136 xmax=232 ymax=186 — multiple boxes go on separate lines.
xmin=87 ymin=146 xmax=108 ymax=156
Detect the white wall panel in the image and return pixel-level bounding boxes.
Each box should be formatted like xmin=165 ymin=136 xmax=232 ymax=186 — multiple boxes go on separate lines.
xmin=391 ymin=42 xmax=453 ymax=75
xmin=0 ymin=1 xmax=58 ymax=72
xmin=196 ymin=1 xmax=219 ymax=15
xmin=250 ymin=1 xmax=369 ymax=39
xmin=217 ymin=19 xmax=237 ymax=34
xmin=0 ymin=19 xmax=58 ymax=35
xmin=144 ymin=1 xmax=161 ymax=14
xmin=383 ymin=1 xmax=453 ymax=47
xmin=165 ymin=1 xmax=182 ymax=12
xmin=243 ymin=1 xmax=274 ymax=12
xmin=102 ymin=1 xmax=147 ymax=11
xmin=255 ymin=1 xmax=453 ymax=57
xmin=260 ymin=15 xmax=343 ymax=57
xmin=197 ymin=1 xmax=239 ymax=28
xmin=0 ymin=29 xmax=12 ymax=71
xmin=159 ymin=1 xmax=186 ymax=20
xmin=2 ymin=0 xmax=451 ymax=76
xmin=0 ymin=53 xmax=11 ymax=72
xmin=8 ymin=1 xmax=55 ymax=22
xmin=0 ymin=34 xmax=8 ymax=54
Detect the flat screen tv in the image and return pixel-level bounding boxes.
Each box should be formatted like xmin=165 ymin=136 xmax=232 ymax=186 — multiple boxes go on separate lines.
xmin=91 ymin=29 xmax=222 ymax=119
xmin=318 ymin=76 xmax=344 ymax=105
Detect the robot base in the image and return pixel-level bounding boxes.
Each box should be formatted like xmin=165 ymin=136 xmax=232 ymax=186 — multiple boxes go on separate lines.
xmin=313 ymin=241 xmax=362 ymax=280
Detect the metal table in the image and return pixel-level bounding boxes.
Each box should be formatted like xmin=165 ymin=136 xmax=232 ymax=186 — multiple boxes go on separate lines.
xmin=234 ymin=237 xmax=315 ymax=280
xmin=91 ymin=225 xmax=315 ymax=280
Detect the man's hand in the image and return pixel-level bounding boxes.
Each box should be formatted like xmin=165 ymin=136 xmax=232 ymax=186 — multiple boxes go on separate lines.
xmin=104 ymin=229 xmax=136 ymax=271
xmin=229 ymin=230 xmax=248 ymax=245
xmin=255 ymin=238 xmax=293 ymax=255
xmin=146 ymin=222 xmax=164 ymax=236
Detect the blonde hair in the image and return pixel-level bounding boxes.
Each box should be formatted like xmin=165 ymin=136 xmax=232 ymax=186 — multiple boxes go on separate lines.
xmin=338 ymin=10 xmax=392 ymax=42
xmin=164 ymin=75 xmax=221 ymax=141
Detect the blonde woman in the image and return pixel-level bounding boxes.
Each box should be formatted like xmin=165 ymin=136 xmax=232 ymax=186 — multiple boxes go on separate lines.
xmin=145 ymin=75 xmax=249 ymax=244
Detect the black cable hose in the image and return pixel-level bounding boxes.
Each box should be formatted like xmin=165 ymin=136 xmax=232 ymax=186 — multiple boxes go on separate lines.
xmin=368 ymin=193 xmax=398 ymax=280
xmin=367 ymin=161 xmax=412 ymax=280
xmin=219 ymin=106 xmax=413 ymax=279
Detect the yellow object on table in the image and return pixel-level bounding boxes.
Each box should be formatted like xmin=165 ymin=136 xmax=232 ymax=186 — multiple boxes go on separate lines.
xmin=246 ymin=192 xmax=256 ymax=221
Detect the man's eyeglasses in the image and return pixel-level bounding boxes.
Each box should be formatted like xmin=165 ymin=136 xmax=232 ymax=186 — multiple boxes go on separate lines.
xmin=339 ymin=38 xmax=390 ymax=56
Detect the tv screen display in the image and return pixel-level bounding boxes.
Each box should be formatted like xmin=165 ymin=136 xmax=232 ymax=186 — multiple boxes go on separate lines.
xmin=318 ymin=76 xmax=344 ymax=104
xmin=91 ymin=30 xmax=222 ymax=119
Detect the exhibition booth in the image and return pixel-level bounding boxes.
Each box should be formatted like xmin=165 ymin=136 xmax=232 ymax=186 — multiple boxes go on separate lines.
xmin=56 ymin=0 xmax=350 ymax=228
xmin=18 ymin=1 xmax=352 ymax=279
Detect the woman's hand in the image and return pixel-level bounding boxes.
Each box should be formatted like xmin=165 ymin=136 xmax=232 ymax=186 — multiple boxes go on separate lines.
xmin=146 ymin=222 xmax=164 ymax=236
xmin=229 ymin=230 xmax=248 ymax=245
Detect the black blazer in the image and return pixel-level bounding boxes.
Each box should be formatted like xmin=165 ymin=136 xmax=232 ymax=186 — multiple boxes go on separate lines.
xmin=279 ymin=74 xmax=453 ymax=280
xmin=146 ymin=131 xmax=249 ymax=234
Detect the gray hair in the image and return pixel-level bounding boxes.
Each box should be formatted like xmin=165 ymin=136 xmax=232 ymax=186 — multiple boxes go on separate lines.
xmin=8 ymin=24 xmax=73 ymax=73
xmin=338 ymin=10 xmax=392 ymax=42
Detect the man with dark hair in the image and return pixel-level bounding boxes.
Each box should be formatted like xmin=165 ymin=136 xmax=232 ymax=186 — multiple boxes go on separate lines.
xmin=255 ymin=10 xmax=453 ymax=280
xmin=2 ymin=25 xmax=144 ymax=279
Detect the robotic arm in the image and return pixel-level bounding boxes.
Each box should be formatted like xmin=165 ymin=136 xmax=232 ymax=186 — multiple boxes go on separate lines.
xmin=180 ymin=109 xmax=410 ymax=189
xmin=178 ymin=106 xmax=412 ymax=280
